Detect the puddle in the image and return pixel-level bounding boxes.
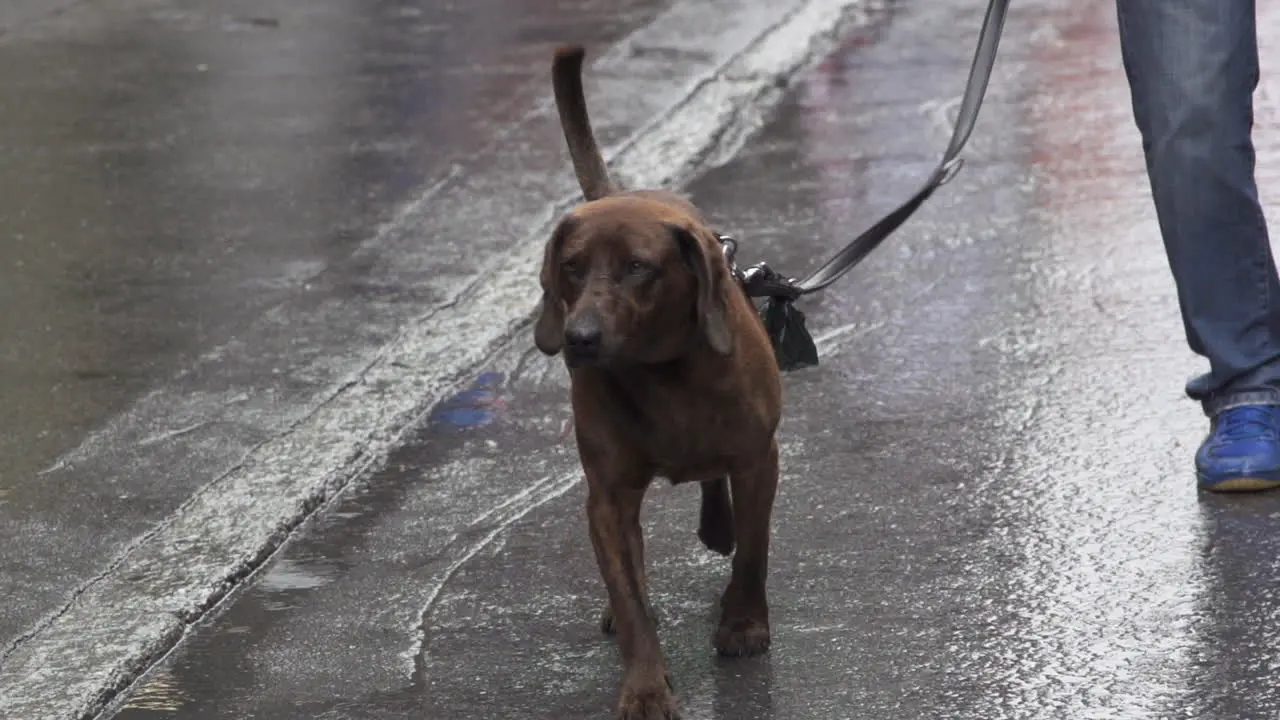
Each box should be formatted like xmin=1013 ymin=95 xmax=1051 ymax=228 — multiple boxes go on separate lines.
xmin=115 ymin=669 xmax=190 ymax=715
xmin=256 ymin=557 xmax=341 ymax=593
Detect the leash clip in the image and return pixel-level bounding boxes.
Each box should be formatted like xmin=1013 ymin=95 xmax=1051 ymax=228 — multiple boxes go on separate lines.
xmin=718 ymin=234 xmax=740 ymax=267
xmin=740 ymin=262 xmax=802 ymax=301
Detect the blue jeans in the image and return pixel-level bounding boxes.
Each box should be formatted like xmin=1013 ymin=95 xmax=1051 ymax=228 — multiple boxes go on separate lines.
xmin=1117 ymin=0 xmax=1280 ymax=416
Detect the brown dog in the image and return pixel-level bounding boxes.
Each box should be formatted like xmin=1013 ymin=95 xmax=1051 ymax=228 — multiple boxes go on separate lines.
xmin=533 ymin=45 xmax=783 ymax=720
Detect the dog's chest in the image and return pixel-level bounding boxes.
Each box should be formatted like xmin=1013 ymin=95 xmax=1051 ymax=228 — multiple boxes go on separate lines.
xmin=617 ymin=382 xmax=746 ymax=482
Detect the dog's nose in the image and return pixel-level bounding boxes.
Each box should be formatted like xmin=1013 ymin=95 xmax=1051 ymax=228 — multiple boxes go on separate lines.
xmin=564 ymin=323 xmax=603 ymax=352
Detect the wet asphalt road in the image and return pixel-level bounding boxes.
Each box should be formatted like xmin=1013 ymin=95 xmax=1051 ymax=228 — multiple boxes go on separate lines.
xmin=85 ymin=0 xmax=1280 ymax=719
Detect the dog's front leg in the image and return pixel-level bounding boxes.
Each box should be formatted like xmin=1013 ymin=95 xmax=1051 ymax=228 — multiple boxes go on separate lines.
xmin=586 ymin=479 xmax=678 ymax=720
xmin=716 ymin=438 xmax=779 ymax=657
xmin=598 ymin=496 xmax=655 ymax=636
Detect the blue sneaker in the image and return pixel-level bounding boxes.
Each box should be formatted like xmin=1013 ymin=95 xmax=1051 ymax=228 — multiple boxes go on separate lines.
xmin=1196 ymin=405 xmax=1280 ymax=492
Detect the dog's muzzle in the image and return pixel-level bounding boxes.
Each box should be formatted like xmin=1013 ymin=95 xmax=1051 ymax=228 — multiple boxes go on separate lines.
xmin=564 ymin=313 xmax=605 ymax=367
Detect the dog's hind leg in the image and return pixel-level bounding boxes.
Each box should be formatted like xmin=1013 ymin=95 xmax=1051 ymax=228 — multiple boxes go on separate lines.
xmin=697 ymin=478 xmax=735 ymax=556
xmin=715 ymin=439 xmax=779 ymax=658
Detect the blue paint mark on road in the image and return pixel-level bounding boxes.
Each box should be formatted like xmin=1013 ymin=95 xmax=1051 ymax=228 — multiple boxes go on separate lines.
xmin=429 ymin=372 xmax=506 ymax=430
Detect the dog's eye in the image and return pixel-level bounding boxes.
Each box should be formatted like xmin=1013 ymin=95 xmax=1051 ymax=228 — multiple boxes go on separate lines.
xmin=561 ymin=259 xmax=581 ymax=276
xmin=626 ymin=260 xmax=649 ymax=275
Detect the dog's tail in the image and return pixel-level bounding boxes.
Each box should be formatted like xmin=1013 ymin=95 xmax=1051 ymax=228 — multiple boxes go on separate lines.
xmin=552 ymin=45 xmax=616 ymax=201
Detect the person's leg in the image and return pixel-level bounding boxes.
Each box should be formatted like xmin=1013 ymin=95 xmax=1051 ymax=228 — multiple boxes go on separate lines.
xmin=1118 ymin=0 xmax=1280 ymax=491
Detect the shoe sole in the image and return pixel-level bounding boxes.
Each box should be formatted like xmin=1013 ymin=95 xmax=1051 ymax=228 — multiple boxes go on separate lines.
xmin=1197 ymin=473 xmax=1280 ymax=493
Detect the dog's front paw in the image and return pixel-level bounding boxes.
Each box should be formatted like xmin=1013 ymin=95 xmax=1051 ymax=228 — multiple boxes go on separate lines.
xmin=714 ymin=616 xmax=771 ymax=657
xmin=618 ymin=674 xmax=679 ymax=720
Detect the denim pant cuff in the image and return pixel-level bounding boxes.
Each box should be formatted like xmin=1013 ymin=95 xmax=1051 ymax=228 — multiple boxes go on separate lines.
xmin=1203 ymin=389 xmax=1280 ymax=417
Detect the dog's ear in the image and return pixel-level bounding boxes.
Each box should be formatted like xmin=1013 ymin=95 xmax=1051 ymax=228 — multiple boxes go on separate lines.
xmin=669 ymin=224 xmax=733 ymax=355
xmin=534 ymin=216 xmax=578 ymax=356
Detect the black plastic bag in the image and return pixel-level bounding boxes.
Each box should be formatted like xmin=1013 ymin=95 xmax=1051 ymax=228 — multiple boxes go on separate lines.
xmin=760 ymin=297 xmax=818 ymax=372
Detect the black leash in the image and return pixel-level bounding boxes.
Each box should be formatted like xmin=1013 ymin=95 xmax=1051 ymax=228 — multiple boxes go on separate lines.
xmin=721 ymin=0 xmax=1010 ymax=371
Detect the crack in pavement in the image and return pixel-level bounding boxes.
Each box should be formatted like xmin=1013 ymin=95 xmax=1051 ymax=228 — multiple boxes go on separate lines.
xmin=405 ymin=470 xmax=583 ymax=678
